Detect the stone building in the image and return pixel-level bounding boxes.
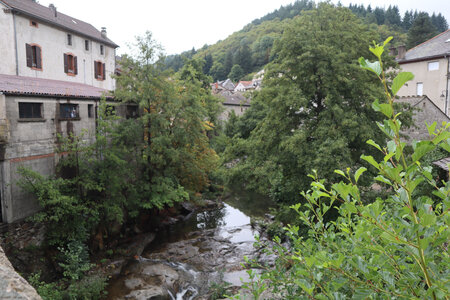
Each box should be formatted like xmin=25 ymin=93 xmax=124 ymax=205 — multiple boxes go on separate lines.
xmin=0 ymin=0 xmax=120 ymax=223
xmin=398 ymin=96 xmax=450 ymax=142
xmin=395 ymin=30 xmax=450 ymax=115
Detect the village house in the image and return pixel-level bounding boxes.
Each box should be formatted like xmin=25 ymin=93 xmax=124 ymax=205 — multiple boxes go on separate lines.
xmin=0 ymin=0 xmax=121 ymax=223
xmin=395 ymin=29 xmax=450 ymax=116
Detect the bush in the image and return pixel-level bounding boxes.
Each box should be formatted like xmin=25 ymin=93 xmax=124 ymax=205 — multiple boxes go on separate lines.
xmin=236 ymin=38 xmax=449 ymax=299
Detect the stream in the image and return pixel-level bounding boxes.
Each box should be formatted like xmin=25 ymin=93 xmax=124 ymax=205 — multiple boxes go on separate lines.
xmin=106 ymin=192 xmax=275 ymax=300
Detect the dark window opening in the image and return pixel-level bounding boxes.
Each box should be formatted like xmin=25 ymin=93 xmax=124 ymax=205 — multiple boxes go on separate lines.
xmin=100 ymin=45 xmax=104 ymax=55
xmin=94 ymin=61 xmax=105 ymax=80
xmin=60 ymin=103 xmax=79 ymax=119
xmin=88 ymin=104 xmax=94 ymax=118
xmin=19 ymin=102 xmax=42 ymax=118
xmin=67 ymin=34 xmax=72 ymax=46
xmin=85 ymin=40 xmax=89 ymax=51
xmin=64 ymin=53 xmax=77 ymax=75
xmin=30 ymin=20 xmax=38 ymax=27
xmin=126 ymin=105 xmax=138 ymax=119
xmin=26 ymin=43 xmax=42 ymax=70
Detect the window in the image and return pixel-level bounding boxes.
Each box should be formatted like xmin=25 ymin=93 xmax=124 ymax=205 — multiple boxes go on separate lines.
xmin=88 ymin=104 xmax=94 ymax=118
xmin=67 ymin=34 xmax=72 ymax=46
xmin=100 ymin=45 xmax=104 ymax=55
xmin=30 ymin=20 xmax=38 ymax=27
xmin=60 ymin=103 xmax=79 ymax=119
xmin=19 ymin=103 xmax=42 ymax=119
xmin=64 ymin=53 xmax=77 ymax=75
xmin=94 ymin=60 xmax=105 ymax=80
xmin=428 ymin=61 xmax=439 ymax=71
xmin=25 ymin=43 xmax=42 ymax=70
xmin=126 ymin=105 xmax=138 ymax=119
xmin=85 ymin=40 xmax=89 ymax=51
xmin=416 ymin=82 xmax=423 ymax=96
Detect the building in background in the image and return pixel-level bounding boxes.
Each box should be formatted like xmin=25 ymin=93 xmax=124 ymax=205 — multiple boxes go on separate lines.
xmin=395 ymin=29 xmax=450 ymax=116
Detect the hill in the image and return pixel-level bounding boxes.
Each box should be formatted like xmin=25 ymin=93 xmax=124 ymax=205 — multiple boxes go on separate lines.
xmin=163 ymin=1 xmax=448 ymax=82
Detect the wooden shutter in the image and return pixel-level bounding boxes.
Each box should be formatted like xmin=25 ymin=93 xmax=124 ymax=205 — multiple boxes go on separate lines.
xmin=35 ymin=46 xmax=42 ymax=69
xmin=26 ymin=43 xmax=32 ymax=67
xmin=94 ymin=61 xmax=98 ymax=78
xmin=102 ymin=63 xmax=106 ymax=80
xmin=74 ymin=56 xmax=78 ymax=75
xmin=63 ymin=53 xmax=68 ymax=73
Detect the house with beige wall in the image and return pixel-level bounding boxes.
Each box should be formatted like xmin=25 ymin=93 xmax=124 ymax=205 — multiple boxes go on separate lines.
xmin=395 ymin=29 xmax=450 ymax=116
xmin=0 ymin=0 xmax=122 ymax=223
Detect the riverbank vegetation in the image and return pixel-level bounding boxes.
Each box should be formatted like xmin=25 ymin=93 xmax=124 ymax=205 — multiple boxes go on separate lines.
xmin=233 ymin=36 xmax=449 ymax=299
xmin=17 ymin=32 xmax=223 ymax=299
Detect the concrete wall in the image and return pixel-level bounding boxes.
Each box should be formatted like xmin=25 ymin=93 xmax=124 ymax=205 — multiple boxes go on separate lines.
xmin=397 ymin=58 xmax=449 ymax=114
xmin=0 ymin=7 xmax=116 ymax=90
xmin=1 ymin=94 xmax=102 ymax=223
xmin=0 ymin=3 xmax=17 ymax=75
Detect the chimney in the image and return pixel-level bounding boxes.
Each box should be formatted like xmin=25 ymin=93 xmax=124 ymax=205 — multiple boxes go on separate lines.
xmin=49 ymin=4 xmax=57 ymax=17
xmin=101 ymin=27 xmax=107 ymax=38
xmin=389 ymin=47 xmax=396 ymax=57
xmin=397 ymin=45 xmax=406 ymax=60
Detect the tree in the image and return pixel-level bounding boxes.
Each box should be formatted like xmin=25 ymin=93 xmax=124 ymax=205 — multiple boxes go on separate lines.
xmin=203 ymin=53 xmax=213 ymax=75
xmin=237 ymin=37 xmax=449 ymax=300
xmin=228 ymin=64 xmax=244 ymax=82
xmin=224 ymin=50 xmax=234 ymax=75
xmin=223 ymin=4 xmax=388 ymax=204
xmin=431 ymin=13 xmax=449 ymax=32
xmin=115 ymin=31 xmax=218 ymax=206
xmin=402 ymin=10 xmax=414 ymax=31
xmin=210 ymin=61 xmax=226 ymax=81
xmin=385 ymin=5 xmax=401 ymax=27
xmin=407 ymin=12 xmax=437 ymax=49
xmin=373 ymin=7 xmax=385 ymax=25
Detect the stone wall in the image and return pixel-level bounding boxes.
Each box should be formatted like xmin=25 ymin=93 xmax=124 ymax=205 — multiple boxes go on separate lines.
xmin=0 ymin=244 xmax=42 ymax=300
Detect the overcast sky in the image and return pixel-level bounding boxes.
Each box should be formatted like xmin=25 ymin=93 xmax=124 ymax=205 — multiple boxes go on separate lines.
xmin=36 ymin=0 xmax=450 ymax=55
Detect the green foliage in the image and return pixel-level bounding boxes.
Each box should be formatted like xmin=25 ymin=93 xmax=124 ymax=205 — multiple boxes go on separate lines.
xmin=237 ymin=38 xmax=450 ymax=299
xmin=58 ymin=240 xmax=92 ymax=281
xmin=407 ymin=12 xmax=438 ymax=49
xmin=228 ymin=64 xmax=244 ymax=82
xmin=222 ymin=4 xmax=392 ymax=205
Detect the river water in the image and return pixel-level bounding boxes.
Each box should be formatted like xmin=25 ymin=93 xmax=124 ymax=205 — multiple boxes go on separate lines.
xmin=106 ymin=192 xmax=274 ymax=299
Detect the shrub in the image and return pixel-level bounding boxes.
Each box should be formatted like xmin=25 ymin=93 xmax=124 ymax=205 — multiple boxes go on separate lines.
xmin=236 ymin=38 xmax=449 ymax=299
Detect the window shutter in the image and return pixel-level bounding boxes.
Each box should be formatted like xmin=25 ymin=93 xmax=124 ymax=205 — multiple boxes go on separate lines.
xmin=94 ymin=61 xmax=98 ymax=78
xmin=102 ymin=63 xmax=106 ymax=80
xmin=26 ymin=43 xmax=32 ymax=67
xmin=74 ymin=56 xmax=78 ymax=75
xmin=63 ymin=53 xmax=68 ymax=73
xmin=35 ymin=46 xmax=42 ymax=69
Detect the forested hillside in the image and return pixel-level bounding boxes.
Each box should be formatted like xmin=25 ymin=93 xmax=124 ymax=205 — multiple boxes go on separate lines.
xmin=163 ymin=0 xmax=448 ymax=82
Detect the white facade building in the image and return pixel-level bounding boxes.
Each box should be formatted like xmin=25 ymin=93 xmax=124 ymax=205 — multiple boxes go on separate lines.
xmin=0 ymin=0 xmax=118 ymax=90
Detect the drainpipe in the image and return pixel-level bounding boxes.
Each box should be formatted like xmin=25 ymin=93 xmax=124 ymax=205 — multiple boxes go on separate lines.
xmin=12 ymin=11 xmax=19 ymax=76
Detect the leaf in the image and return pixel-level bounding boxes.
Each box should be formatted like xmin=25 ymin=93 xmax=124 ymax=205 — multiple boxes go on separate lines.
xmin=383 ymin=36 xmax=393 ymax=47
xmin=358 ymin=57 xmax=381 ymax=76
xmin=426 ymin=121 xmax=437 ymax=136
xmin=361 ymin=155 xmax=380 ymax=169
xmin=354 ymin=167 xmax=366 ymax=183
xmin=366 ymin=139 xmax=382 ymax=151
xmin=369 ymin=44 xmax=384 ymax=59
xmin=391 ymin=72 xmax=414 ymax=96
xmin=411 ymin=141 xmax=435 ymax=162
xmin=334 ymin=169 xmax=346 ymax=177
xmin=374 ymin=175 xmax=392 ymax=185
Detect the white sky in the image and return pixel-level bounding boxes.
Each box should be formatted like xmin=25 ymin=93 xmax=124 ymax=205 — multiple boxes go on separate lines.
xmin=36 ymin=0 xmax=450 ymax=55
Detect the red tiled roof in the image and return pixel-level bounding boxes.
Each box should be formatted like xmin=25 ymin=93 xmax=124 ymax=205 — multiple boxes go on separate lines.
xmin=0 ymin=74 xmax=113 ymax=99
xmin=238 ymin=80 xmax=253 ymax=87
xmin=1 ymin=0 xmax=118 ymax=48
